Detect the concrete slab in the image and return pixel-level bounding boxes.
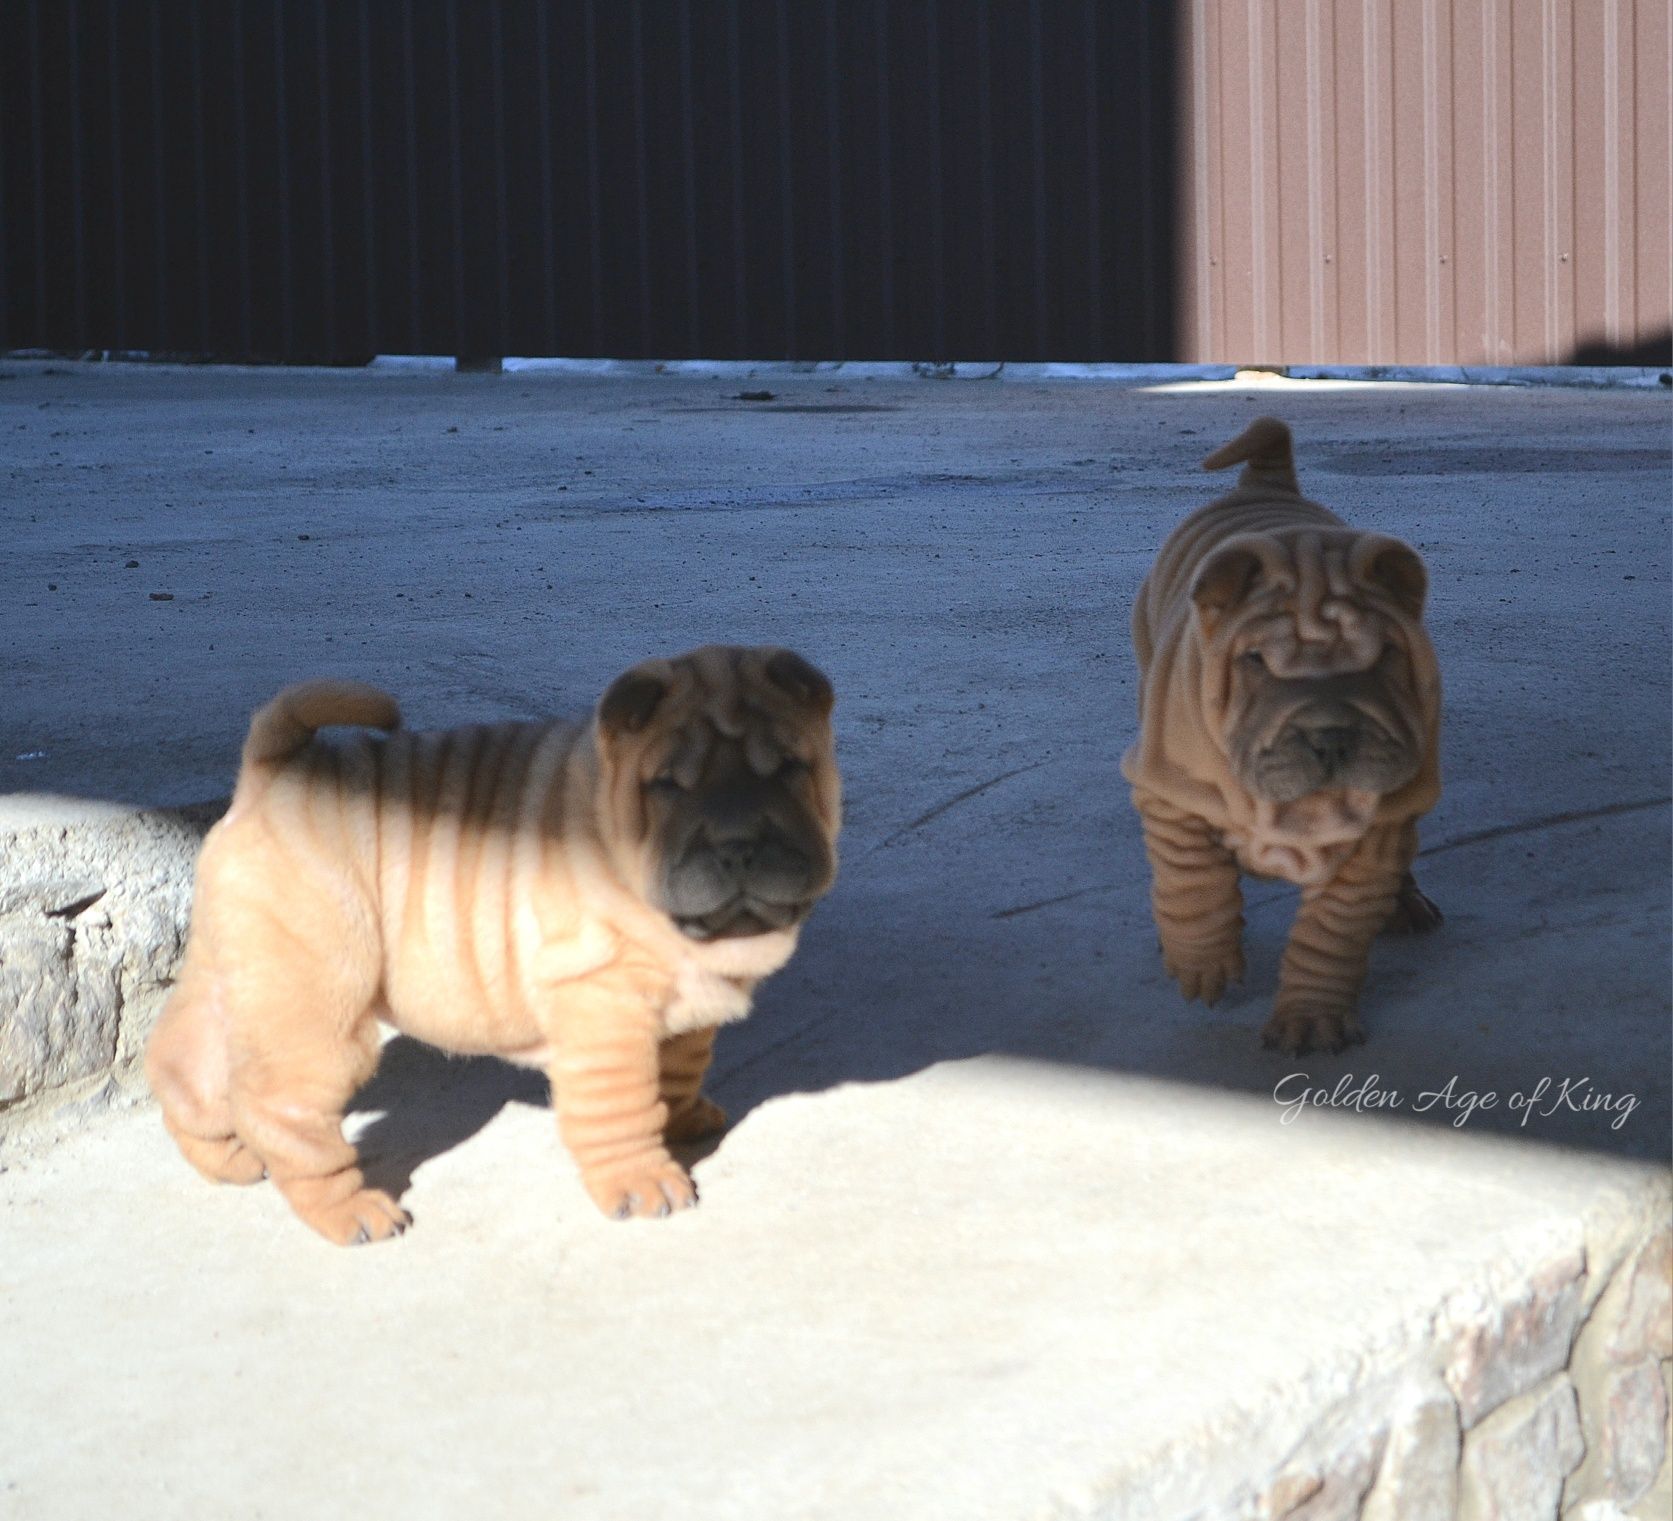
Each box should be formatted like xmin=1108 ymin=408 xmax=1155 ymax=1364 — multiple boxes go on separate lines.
xmin=1 ymin=1060 xmax=1665 ymax=1521
xmin=1 ymin=362 xmax=1669 ymax=1516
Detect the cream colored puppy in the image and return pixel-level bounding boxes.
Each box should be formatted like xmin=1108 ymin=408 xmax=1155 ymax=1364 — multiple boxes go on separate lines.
xmin=147 ymin=646 xmax=841 ymax=1244
xmin=1123 ymin=418 xmax=1442 ymax=1053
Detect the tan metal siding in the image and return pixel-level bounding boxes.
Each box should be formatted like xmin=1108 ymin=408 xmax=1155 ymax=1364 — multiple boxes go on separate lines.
xmin=1631 ymin=0 xmax=1673 ymax=356
xmin=1181 ymin=0 xmax=1673 ymax=366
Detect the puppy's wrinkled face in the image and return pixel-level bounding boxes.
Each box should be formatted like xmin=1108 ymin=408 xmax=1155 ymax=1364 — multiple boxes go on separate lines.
xmin=596 ymin=646 xmax=840 ymax=942
xmin=1193 ymin=531 xmax=1432 ymax=805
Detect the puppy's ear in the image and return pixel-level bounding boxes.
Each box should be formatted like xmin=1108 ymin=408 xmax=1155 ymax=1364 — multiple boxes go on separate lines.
xmin=765 ymin=650 xmax=835 ymax=715
xmin=1352 ymin=537 xmax=1427 ymax=620
xmin=1191 ymin=541 xmax=1267 ymax=634
xmin=598 ymin=668 xmax=668 ymax=736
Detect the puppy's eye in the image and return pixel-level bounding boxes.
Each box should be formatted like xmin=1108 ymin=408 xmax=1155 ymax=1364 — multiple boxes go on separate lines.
xmin=1241 ymin=650 xmax=1268 ymax=670
xmin=776 ymin=756 xmax=808 ymax=780
xmin=647 ymin=774 xmax=683 ymax=795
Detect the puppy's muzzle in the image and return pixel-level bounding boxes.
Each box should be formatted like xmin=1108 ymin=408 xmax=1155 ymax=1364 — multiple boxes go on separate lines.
xmin=1297 ymin=720 xmax=1360 ymax=773
xmin=1251 ymin=690 xmax=1419 ymax=803
xmin=663 ymin=824 xmax=828 ymax=942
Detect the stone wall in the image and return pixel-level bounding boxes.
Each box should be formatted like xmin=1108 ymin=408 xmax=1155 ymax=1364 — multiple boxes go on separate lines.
xmin=1221 ymin=1206 xmax=1673 ymax=1521
xmin=0 ymin=800 xmax=219 ymax=1138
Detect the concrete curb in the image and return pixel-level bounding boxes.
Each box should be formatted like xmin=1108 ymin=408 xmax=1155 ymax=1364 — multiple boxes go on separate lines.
xmin=4 ymin=797 xmax=1665 ymax=1517
xmin=2 ymin=1052 xmax=1667 ymax=1521
xmin=8 ymin=353 xmax=1669 ymax=389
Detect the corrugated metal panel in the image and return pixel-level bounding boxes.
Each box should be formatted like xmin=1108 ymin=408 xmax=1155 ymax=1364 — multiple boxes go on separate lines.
xmin=1 ymin=1 xmax=1664 ymax=366
xmin=1180 ymin=0 xmax=1673 ymax=365
xmin=0 ymin=0 xmax=1180 ymax=363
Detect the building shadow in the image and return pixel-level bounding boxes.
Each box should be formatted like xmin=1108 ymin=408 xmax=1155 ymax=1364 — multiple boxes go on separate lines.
xmin=333 ymin=779 xmax=1669 ymax=1206
xmin=1567 ymin=329 xmax=1673 ymax=368
xmin=700 ymin=783 xmax=1671 ymax=1166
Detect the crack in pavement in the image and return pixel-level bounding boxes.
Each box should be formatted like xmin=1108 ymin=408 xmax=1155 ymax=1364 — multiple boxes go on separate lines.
xmin=991 ymin=796 xmax=1672 ymax=922
xmin=869 ymin=761 xmax=1050 ymax=854
xmin=991 ymin=882 xmax=1122 ymax=920
xmin=521 ymin=464 xmax=1121 ymax=519
xmin=1413 ymin=795 xmax=1670 ymax=859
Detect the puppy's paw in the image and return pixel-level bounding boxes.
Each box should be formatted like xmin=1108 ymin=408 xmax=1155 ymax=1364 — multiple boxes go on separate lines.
xmin=664 ymin=1095 xmax=728 ymax=1144
xmin=586 ymin=1160 xmax=698 ymax=1221
xmin=1382 ymin=877 xmax=1443 ymax=936
xmin=1162 ymin=942 xmax=1246 ymax=1007
xmin=298 ymin=1187 xmax=412 ymax=1247
xmin=1261 ymin=1002 xmax=1365 ymax=1056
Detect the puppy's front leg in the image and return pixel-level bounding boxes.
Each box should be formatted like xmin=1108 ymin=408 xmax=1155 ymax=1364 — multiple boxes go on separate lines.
xmin=549 ymin=974 xmax=695 ymax=1220
xmin=1265 ymin=822 xmax=1413 ymax=1054
xmin=1138 ymin=794 xmax=1246 ymax=1006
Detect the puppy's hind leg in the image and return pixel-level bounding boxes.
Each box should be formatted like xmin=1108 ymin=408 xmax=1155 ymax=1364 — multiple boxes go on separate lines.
xmin=660 ymin=1026 xmax=727 ymax=1144
xmin=1381 ymin=870 xmax=1443 ymax=935
xmin=222 ymin=961 xmax=410 ymax=1246
xmin=145 ymin=953 xmax=267 ymax=1186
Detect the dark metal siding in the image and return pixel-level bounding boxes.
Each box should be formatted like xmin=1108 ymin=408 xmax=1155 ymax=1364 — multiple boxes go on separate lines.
xmin=0 ymin=0 xmax=1178 ymax=363
xmin=2 ymin=2 xmax=1666 ymax=366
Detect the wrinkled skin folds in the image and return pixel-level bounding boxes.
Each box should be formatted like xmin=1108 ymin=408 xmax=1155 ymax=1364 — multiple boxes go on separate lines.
xmin=147 ymin=646 xmax=842 ymax=1244
xmin=1122 ymin=418 xmax=1443 ymax=1054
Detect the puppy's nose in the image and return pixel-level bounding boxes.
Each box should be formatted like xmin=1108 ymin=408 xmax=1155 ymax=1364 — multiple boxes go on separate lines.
xmin=707 ymin=835 xmax=760 ymax=876
xmin=1304 ymin=725 xmax=1359 ymax=771
xmin=702 ymin=825 xmax=811 ymax=887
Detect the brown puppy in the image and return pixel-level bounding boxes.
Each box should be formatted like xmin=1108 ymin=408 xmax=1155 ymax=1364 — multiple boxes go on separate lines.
xmin=1123 ymin=418 xmax=1442 ymax=1053
xmin=146 ymin=646 xmax=841 ymax=1244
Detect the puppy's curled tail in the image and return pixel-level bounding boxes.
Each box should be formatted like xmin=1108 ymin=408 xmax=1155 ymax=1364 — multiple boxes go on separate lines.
xmin=1201 ymin=415 xmax=1301 ymax=495
xmin=239 ymin=679 xmax=400 ymax=779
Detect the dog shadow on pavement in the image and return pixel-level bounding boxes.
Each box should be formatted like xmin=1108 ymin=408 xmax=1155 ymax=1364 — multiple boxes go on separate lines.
xmin=348 ymin=1039 xmax=546 ymax=1199
xmin=348 ymin=1035 xmax=726 ymax=1200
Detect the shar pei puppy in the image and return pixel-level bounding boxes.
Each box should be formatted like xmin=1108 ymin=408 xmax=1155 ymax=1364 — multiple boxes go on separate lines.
xmin=1123 ymin=418 xmax=1442 ymax=1054
xmin=147 ymin=645 xmax=841 ymax=1245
